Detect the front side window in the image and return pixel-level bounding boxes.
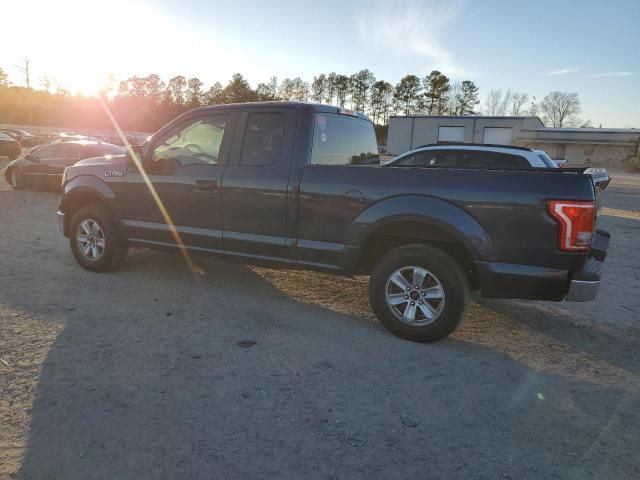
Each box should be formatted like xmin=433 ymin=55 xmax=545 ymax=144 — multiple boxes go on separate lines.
xmin=310 ymin=113 xmax=378 ymax=166
xmin=31 ymin=144 xmax=57 ymax=159
xmin=150 ymin=116 xmax=228 ymax=173
xmin=240 ymin=112 xmax=286 ymax=166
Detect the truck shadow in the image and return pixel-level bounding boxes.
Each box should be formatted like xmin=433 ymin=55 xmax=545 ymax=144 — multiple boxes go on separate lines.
xmin=252 ymin=267 xmax=640 ymax=391
xmin=0 ymin=185 xmax=637 ymax=478
xmin=5 ymin=251 xmax=637 ymax=479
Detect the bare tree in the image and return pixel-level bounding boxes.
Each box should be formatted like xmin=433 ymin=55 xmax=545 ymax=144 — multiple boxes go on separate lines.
xmin=540 ymin=91 xmax=581 ymax=127
xmin=484 ymin=89 xmax=513 ymax=116
xmin=484 ymin=89 xmax=502 ymax=115
xmin=510 ymin=91 xmax=529 ymax=115
xmin=527 ymin=96 xmax=539 ymax=116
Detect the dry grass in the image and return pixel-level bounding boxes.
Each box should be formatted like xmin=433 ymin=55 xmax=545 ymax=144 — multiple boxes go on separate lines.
xmin=252 ymin=267 xmax=639 ymax=391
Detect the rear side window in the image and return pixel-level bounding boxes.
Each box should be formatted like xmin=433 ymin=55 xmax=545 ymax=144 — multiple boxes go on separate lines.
xmin=466 ymin=151 xmax=529 ymax=167
xmin=240 ymin=112 xmax=286 ymax=166
xmin=53 ymin=144 xmax=80 ymax=158
xmin=311 ymin=113 xmax=378 ymax=165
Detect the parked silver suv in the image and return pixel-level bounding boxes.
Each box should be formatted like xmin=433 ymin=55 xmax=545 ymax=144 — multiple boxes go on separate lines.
xmin=387 ymin=143 xmax=558 ymax=168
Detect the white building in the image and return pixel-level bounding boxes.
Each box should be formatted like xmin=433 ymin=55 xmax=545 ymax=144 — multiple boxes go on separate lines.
xmin=387 ymin=115 xmax=640 ymax=168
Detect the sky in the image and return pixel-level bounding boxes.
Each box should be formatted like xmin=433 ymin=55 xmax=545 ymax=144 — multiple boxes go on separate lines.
xmin=1 ymin=0 xmax=639 ymax=127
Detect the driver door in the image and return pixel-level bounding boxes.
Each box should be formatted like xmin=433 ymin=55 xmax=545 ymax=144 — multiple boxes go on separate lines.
xmin=121 ymin=111 xmax=235 ymax=253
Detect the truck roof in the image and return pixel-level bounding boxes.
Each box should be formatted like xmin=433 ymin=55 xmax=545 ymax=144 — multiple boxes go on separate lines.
xmin=191 ymin=101 xmax=372 ymax=122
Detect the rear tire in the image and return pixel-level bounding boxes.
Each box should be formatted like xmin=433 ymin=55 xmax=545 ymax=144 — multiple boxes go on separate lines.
xmin=369 ymin=244 xmax=469 ymax=342
xmin=68 ymin=204 xmax=128 ymax=272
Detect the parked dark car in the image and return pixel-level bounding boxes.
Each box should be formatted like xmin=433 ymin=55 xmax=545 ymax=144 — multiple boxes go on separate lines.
xmin=5 ymin=140 xmax=125 ymax=190
xmin=57 ymin=102 xmax=610 ymax=342
xmin=0 ymin=128 xmax=34 ymax=143
xmin=0 ymin=131 xmax=21 ymax=160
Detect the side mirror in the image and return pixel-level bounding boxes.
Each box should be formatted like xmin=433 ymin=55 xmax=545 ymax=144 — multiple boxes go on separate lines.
xmin=126 ymin=144 xmax=143 ymax=168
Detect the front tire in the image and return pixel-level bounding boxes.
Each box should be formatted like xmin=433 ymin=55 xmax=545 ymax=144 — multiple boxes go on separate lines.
xmin=369 ymin=244 xmax=469 ymax=342
xmin=68 ymin=204 xmax=128 ymax=272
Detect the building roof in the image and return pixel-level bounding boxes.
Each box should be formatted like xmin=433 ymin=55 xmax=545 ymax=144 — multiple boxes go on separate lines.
xmin=390 ymin=115 xmax=541 ymax=120
xmin=533 ymin=127 xmax=639 ymax=134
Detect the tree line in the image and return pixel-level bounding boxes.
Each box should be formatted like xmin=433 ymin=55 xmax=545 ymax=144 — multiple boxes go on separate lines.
xmin=0 ymin=66 xmax=584 ymax=135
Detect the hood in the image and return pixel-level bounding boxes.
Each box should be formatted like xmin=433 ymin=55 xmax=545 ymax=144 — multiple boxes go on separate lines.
xmin=64 ymin=154 xmax=128 ymax=185
xmin=74 ymin=154 xmax=126 ymax=167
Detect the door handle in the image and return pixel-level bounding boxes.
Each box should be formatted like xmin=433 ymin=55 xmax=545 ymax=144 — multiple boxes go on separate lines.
xmin=195 ymin=179 xmax=218 ymax=192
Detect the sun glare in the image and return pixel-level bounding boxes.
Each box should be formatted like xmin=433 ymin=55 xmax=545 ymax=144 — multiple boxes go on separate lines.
xmin=0 ymin=0 xmax=188 ymax=96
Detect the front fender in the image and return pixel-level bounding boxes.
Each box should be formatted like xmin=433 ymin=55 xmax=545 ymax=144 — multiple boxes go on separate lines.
xmin=59 ymin=175 xmax=117 ymax=213
xmin=347 ymin=195 xmax=495 ymax=261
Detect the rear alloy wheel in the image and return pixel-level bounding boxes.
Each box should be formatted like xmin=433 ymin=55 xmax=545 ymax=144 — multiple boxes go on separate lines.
xmin=370 ymin=244 xmax=469 ymax=342
xmin=69 ymin=204 xmax=128 ymax=272
xmin=384 ymin=266 xmax=446 ymax=326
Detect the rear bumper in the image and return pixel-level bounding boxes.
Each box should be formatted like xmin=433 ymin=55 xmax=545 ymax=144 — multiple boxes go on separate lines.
xmin=566 ymin=278 xmax=600 ymax=301
xmin=475 ymin=229 xmax=610 ymax=302
xmin=565 ymin=229 xmax=610 ymax=302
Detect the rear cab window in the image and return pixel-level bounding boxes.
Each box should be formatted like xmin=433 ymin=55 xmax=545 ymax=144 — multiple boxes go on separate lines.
xmin=310 ymin=113 xmax=378 ymax=165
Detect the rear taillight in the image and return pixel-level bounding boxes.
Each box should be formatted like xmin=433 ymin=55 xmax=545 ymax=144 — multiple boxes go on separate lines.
xmin=547 ymin=200 xmax=596 ymax=252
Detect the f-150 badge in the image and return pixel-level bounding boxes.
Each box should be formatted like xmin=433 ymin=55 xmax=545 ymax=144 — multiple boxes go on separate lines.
xmin=105 ymin=170 xmax=125 ymax=177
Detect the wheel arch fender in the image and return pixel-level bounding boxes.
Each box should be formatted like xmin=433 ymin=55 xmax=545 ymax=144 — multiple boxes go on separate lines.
xmin=347 ymin=195 xmax=495 ymax=261
xmin=59 ymin=175 xmax=117 ymax=234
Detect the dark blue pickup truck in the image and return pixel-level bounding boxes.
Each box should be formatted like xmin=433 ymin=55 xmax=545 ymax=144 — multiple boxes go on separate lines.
xmin=57 ymin=102 xmax=610 ymax=342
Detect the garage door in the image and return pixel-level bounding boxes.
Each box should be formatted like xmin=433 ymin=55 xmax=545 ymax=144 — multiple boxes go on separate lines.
xmin=438 ymin=126 xmax=465 ymax=142
xmin=483 ymin=127 xmax=513 ymax=145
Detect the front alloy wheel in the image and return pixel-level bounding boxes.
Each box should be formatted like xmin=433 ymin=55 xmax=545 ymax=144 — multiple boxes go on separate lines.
xmin=68 ymin=204 xmax=128 ymax=272
xmin=76 ymin=219 xmax=106 ymax=261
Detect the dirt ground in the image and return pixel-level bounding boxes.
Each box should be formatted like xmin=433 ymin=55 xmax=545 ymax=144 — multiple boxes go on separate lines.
xmin=1 ymin=164 xmax=639 ymax=479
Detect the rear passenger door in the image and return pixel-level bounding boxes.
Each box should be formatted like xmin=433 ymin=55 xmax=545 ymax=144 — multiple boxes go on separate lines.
xmin=221 ymin=107 xmax=297 ymax=263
